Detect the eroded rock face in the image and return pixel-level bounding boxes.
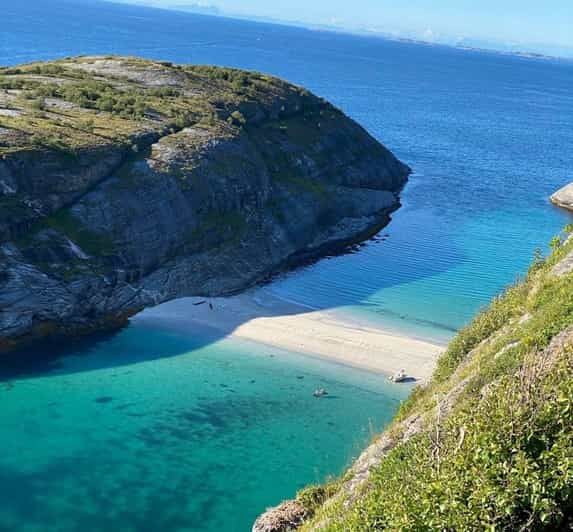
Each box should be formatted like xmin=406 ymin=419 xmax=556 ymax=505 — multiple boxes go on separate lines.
xmin=252 ymin=501 xmax=308 ymax=532
xmin=0 ymin=56 xmax=410 ymax=350
xmin=550 ymin=182 xmax=573 ymax=212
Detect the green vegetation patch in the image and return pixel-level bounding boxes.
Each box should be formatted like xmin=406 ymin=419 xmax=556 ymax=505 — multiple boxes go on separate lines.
xmin=338 ymin=349 xmax=572 ymax=531
xmin=0 ymin=56 xmax=316 ymax=157
xmin=297 ymin=479 xmax=345 ymax=515
xmin=181 ymin=208 xmax=247 ymax=253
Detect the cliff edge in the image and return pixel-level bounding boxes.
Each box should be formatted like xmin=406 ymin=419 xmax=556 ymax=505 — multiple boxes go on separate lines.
xmin=0 ymin=57 xmax=409 ymax=351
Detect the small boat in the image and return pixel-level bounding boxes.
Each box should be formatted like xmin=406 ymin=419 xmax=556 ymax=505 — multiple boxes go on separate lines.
xmin=193 ymin=300 xmax=207 ymax=306
xmin=313 ymin=388 xmax=328 ymax=398
xmin=390 ymin=369 xmax=408 ymax=383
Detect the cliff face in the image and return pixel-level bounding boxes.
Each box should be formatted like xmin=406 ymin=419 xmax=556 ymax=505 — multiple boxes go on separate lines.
xmin=0 ymin=57 xmax=409 ymax=350
xmin=256 ymin=231 xmax=573 ymax=532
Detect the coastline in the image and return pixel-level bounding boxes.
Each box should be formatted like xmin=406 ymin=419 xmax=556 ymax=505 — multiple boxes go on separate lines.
xmin=133 ymin=289 xmax=445 ymax=382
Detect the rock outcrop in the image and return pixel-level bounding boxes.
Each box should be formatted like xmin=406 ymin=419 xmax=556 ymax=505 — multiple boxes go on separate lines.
xmin=0 ymin=57 xmax=410 ymax=351
xmin=252 ymin=501 xmax=308 ymax=532
xmin=551 ymin=182 xmax=573 ymax=212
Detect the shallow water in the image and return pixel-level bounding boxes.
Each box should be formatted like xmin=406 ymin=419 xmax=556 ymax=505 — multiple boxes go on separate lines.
xmin=270 ymin=201 xmax=572 ymax=343
xmin=2 ymin=1 xmax=573 ymax=530
xmin=0 ymin=324 xmax=408 ymax=532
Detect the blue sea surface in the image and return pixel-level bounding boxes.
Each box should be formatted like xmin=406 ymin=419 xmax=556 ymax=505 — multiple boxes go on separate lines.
xmin=2 ymin=1 xmax=573 ymax=530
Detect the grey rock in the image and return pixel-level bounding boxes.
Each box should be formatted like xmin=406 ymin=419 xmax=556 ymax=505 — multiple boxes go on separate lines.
xmin=551 ymin=249 xmax=573 ymax=277
xmin=252 ymin=501 xmax=308 ymax=532
xmin=550 ymin=182 xmax=573 ymax=212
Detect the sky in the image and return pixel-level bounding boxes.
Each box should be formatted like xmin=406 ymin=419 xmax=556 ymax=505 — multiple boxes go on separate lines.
xmin=119 ymin=0 xmax=573 ymax=56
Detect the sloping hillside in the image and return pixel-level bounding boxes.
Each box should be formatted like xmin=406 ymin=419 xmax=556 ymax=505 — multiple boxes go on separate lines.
xmin=256 ymin=227 xmax=573 ymax=531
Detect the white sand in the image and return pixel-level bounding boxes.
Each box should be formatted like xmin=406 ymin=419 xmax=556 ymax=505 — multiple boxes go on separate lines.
xmin=133 ymin=289 xmax=445 ymax=382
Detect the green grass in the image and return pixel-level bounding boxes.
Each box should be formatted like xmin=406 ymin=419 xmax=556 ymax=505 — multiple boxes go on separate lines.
xmin=0 ymin=56 xmax=315 ymax=156
xmin=297 ymin=228 xmax=573 ymax=531
xmin=337 ymin=351 xmax=572 ymax=531
xmin=297 ymin=479 xmax=345 ymax=514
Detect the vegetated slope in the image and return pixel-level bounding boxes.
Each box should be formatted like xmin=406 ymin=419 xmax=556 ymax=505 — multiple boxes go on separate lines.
xmin=255 ymin=228 xmax=573 ymax=531
xmin=0 ymin=56 xmax=409 ymax=350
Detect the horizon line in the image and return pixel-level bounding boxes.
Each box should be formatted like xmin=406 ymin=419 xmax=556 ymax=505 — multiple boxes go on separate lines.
xmin=101 ymin=0 xmax=573 ymax=61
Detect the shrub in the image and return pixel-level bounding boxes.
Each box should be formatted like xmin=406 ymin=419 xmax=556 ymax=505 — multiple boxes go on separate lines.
xmin=31 ymin=97 xmax=45 ymax=111
xmin=228 ymin=110 xmax=246 ymax=127
xmin=341 ymin=349 xmax=573 ymax=531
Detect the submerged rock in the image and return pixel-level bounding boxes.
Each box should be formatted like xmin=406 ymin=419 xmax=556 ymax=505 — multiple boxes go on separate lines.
xmin=0 ymin=56 xmax=410 ymax=351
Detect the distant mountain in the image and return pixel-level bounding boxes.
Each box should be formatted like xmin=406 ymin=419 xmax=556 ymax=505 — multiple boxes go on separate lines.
xmin=109 ymin=0 xmax=221 ymax=16
xmin=160 ymin=2 xmax=220 ymax=15
xmin=98 ymin=0 xmax=573 ymax=60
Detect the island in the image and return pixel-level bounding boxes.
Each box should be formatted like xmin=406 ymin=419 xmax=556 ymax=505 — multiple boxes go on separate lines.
xmin=0 ymin=56 xmax=410 ymax=351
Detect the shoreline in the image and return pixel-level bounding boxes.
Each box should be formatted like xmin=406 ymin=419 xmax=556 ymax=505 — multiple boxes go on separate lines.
xmin=133 ymin=289 xmax=445 ymax=382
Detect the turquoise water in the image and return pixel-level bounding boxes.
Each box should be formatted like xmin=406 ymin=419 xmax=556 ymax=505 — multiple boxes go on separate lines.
xmin=2 ymin=1 xmax=573 ymax=530
xmin=270 ymin=202 xmax=573 ymax=343
xmin=0 ymin=324 xmax=408 ymax=531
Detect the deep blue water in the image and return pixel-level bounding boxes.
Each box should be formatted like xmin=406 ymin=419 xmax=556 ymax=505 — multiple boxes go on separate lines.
xmin=2 ymin=1 xmax=573 ymax=530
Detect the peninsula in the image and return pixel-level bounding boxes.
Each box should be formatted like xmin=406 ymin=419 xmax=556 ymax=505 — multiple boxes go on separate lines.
xmin=0 ymin=56 xmax=410 ymax=351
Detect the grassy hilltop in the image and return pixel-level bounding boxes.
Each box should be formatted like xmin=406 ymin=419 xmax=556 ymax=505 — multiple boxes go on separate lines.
xmin=0 ymin=56 xmax=305 ymax=154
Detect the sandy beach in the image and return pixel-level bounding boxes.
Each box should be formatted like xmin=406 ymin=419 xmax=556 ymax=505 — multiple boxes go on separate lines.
xmin=133 ymin=289 xmax=445 ymax=382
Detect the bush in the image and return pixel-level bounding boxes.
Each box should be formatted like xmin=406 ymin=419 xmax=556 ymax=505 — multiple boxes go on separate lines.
xmin=228 ymin=110 xmax=246 ymax=127
xmin=31 ymin=98 xmax=45 ymax=111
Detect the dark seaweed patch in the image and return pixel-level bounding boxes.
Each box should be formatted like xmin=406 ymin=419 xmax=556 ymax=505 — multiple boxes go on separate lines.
xmin=94 ymin=396 xmax=114 ymax=404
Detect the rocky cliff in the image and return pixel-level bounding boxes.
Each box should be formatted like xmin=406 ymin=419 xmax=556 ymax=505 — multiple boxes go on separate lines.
xmin=0 ymin=56 xmax=409 ymax=350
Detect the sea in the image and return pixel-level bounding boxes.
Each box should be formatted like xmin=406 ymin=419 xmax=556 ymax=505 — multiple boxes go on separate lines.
xmin=1 ymin=1 xmax=573 ymax=530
